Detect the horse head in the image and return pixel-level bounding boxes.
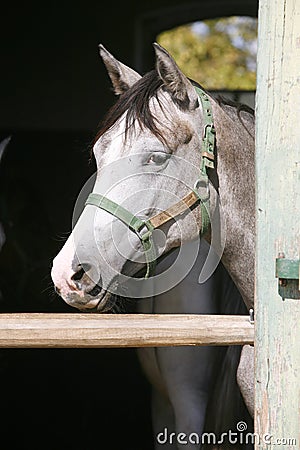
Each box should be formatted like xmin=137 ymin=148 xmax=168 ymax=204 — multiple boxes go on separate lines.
xmin=51 ymin=43 xmax=217 ymax=311
xmin=52 ymin=42 xmax=255 ymax=312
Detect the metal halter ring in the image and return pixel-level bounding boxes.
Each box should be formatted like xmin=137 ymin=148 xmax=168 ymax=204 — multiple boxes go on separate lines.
xmin=135 ymin=222 xmax=153 ymax=242
xmin=193 ymin=178 xmax=210 ymax=202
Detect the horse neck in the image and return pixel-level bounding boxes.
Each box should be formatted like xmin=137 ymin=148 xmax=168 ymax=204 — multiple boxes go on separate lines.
xmin=211 ymin=103 xmax=255 ymax=310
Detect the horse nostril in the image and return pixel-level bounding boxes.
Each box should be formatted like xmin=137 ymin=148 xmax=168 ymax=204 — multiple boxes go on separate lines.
xmin=87 ymin=284 xmax=102 ymax=297
xmin=71 ymin=264 xmax=92 ymax=282
xmin=70 ymin=264 xmax=99 ymax=292
xmin=71 ymin=267 xmax=85 ymax=282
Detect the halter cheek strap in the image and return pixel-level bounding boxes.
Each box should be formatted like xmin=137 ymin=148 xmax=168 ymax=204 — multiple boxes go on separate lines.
xmin=194 ymin=86 xmax=216 ymax=235
xmin=85 ymin=86 xmax=216 ymax=279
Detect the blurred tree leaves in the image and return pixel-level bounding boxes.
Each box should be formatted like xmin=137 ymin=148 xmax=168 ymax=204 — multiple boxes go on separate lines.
xmin=157 ymin=16 xmax=257 ymax=90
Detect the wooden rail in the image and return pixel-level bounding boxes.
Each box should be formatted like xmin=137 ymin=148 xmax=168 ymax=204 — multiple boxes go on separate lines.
xmin=0 ymin=313 xmax=254 ymax=348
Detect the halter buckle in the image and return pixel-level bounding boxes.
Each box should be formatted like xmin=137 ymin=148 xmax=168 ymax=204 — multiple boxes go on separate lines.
xmin=194 ymin=177 xmax=210 ymax=202
xmin=202 ymin=123 xmax=215 ymax=140
xmin=135 ymin=223 xmax=152 ymax=242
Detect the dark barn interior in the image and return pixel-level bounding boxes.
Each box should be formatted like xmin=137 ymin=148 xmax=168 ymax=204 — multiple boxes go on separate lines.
xmin=0 ymin=1 xmax=257 ymax=449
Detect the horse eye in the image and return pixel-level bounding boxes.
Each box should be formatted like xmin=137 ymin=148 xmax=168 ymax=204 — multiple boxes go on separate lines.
xmin=147 ymin=152 xmax=168 ymax=165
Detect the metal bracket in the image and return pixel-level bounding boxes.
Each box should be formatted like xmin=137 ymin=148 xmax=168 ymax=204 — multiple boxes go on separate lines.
xmin=275 ymin=254 xmax=300 ymax=300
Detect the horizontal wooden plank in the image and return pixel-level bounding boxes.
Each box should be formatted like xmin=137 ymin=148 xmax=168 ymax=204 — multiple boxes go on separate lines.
xmin=0 ymin=313 xmax=254 ymax=348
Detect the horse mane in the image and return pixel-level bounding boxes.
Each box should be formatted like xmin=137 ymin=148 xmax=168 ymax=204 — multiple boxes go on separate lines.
xmin=214 ymin=94 xmax=255 ymax=138
xmin=215 ymin=94 xmax=254 ymax=116
xmin=94 ymin=70 xmax=255 ymax=144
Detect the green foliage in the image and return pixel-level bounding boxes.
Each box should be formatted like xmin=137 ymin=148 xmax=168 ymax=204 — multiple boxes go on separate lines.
xmin=157 ymin=17 xmax=257 ymax=90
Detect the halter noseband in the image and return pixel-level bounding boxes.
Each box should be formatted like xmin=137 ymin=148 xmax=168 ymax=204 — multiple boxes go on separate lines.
xmin=85 ymin=85 xmax=216 ymax=279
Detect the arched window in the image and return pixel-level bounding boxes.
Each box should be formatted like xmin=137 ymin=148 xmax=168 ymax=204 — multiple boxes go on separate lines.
xmin=157 ymin=16 xmax=257 ymax=108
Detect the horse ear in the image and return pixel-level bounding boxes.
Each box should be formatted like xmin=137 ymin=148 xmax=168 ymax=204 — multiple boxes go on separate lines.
xmin=99 ymin=44 xmax=142 ymax=95
xmin=153 ymin=43 xmax=199 ymax=110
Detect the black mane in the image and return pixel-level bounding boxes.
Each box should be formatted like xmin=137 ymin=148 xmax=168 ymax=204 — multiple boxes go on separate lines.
xmin=94 ymin=70 xmax=164 ymax=143
xmin=215 ymin=94 xmax=255 ymax=116
xmin=94 ymin=70 xmax=255 ymax=144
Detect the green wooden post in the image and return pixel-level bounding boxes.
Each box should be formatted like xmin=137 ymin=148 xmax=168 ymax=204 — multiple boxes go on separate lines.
xmin=255 ymin=0 xmax=300 ymax=448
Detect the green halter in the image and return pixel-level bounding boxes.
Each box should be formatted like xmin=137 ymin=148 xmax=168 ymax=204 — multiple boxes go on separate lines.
xmin=85 ymin=86 xmax=216 ymax=279
xmin=194 ymin=85 xmax=216 ymax=234
xmin=86 ymin=193 xmax=156 ymax=278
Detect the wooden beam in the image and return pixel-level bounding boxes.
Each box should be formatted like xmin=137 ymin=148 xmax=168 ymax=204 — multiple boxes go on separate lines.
xmin=0 ymin=313 xmax=254 ymax=348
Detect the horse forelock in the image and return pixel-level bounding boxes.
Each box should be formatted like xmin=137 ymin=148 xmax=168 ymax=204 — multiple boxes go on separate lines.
xmin=94 ymin=70 xmax=167 ymax=145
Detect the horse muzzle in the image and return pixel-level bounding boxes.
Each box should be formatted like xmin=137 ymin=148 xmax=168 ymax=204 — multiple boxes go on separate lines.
xmin=51 ymin=257 xmax=111 ymax=311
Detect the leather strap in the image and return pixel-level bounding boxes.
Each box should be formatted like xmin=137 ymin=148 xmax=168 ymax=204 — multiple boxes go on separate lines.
xmin=148 ymin=191 xmax=199 ymax=229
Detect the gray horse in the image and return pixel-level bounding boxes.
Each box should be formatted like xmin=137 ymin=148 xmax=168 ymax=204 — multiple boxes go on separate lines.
xmin=51 ymin=44 xmax=255 ymax=448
